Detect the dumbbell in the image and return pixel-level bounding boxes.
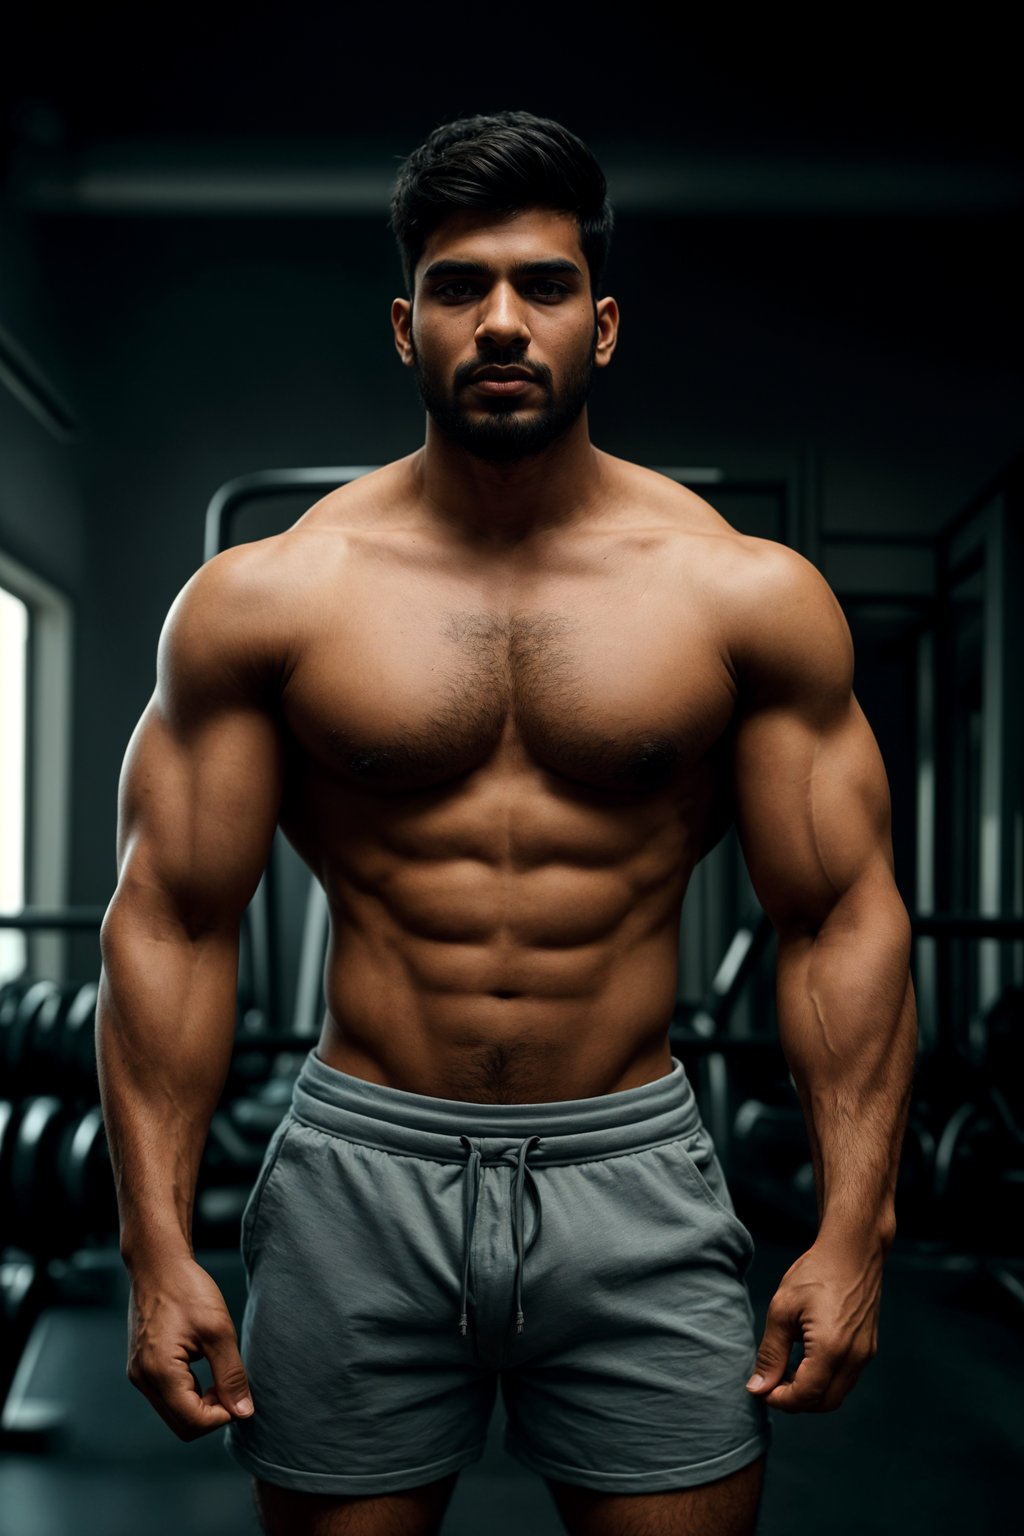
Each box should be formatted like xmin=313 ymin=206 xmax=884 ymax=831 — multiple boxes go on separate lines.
xmin=4 ymin=1096 xmax=118 ymax=1257
xmin=0 ymin=981 xmax=42 ymax=1092
xmin=0 ymin=1098 xmax=22 ymax=1245
xmin=20 ymin=982 xmax=85 ymax=1097
xmin=7 ymin=1097 xmax=73 ymax=1256
xmin=57 ymin=1106 xmax=116 ymax=1246
xmin=0 ymin=980 xmax=99 ymax=1103
xmin=55 ymin=982 xmax=99 ymax=1101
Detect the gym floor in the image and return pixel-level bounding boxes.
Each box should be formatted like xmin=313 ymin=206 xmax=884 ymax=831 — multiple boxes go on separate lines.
xmin=0 ymin=1232 xmax=1020 ymax=1536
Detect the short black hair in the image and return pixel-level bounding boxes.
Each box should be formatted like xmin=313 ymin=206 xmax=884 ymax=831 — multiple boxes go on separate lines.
xmin=389 ymin=110 xmax=614 ymax=299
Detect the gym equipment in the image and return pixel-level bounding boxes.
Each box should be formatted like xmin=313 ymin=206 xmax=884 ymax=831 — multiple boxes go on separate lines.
xmin=3 ymin=1096 xmax=120 ymax=1257
xmin=0 ymin=1099 xmax=22 ymax=1243
xmin=58 ymin=1106 xmax=116 ymax=1247
xmin=669 ymin=909 xmax=777 ymax=1184
xmin=0 ymin=1254 xmax=49 ymax=1440
xmin=0 ymin=977 xmax=99 ymax=1103
xmin=930 ymin=985 xmax=1024 ymax=1245
xmin=669 ymin=906 xmax=1024 ymax=1259
xmin=0 ymin=979 xmax=53 ymax=1094
xmin=59 ymin=981 xmax=99 ymax=1098
xmin=22 ymin=982 xmax=86 ymax=1097
xmin=9 ymin=1098 xmax=74 ymax=1255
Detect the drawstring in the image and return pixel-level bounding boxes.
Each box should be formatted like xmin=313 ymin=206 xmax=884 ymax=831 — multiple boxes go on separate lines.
xmin=508 ymin=1134 xmax=541 ymax=1333
xmin=457 ymin=1138 xmax=482 ymax=1337
xmin=458 ymin=1133 xmax=541 ymax=1338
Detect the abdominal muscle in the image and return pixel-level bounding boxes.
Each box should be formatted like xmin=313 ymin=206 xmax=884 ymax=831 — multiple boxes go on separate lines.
xmin=283 ymin=697 xmax=713 ymax=1103
xmin=314 ymin=852 xmax=687 ymax=1105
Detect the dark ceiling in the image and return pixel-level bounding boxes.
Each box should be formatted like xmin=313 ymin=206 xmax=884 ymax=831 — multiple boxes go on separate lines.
xmin=2 ymin=7 xmax=1020 ymax=213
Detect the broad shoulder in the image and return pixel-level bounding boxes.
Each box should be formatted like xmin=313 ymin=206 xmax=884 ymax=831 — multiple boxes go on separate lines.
xmin=597 ymin=452 xmax=738 ymax=543
xmin=599 ymin=453 xmax=843 ymax=615
xmin=712 ymin=534 xmax=854 ymax=715
xmin=159 ymin=537 xmax=311 ymax=696
xmin=600 ymin=455 xmax=853 ymax=707
xmin=162 ymin=462 xmax=413 ymax=660
xmin=171 ymin=461 xmax=404 ymax=619
xmin=168 ymin=538 xmax=301 ymax=632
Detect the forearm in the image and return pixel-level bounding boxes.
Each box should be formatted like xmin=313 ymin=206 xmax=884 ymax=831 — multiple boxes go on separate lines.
xmin=776 ymin=877 xmax=918 ymax=1249
xmin=97 ymin=888 xmax=240 ymax=1272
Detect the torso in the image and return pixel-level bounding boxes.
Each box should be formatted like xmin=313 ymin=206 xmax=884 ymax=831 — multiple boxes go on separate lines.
xmin=257 ymin=450 xmax=751 ymax=1102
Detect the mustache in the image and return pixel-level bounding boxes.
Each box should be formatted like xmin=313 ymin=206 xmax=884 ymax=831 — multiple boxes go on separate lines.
xmin=454 ymin=357 xmax=552 ymax=390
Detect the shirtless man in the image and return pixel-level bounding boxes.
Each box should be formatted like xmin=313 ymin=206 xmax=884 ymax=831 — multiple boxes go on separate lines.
xmin=96 ymin=111 xmax=918 ymax=1536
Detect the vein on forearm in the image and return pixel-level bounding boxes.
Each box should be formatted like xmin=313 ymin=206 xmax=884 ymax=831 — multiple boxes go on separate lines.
xmin=97 ymin=905 xmax=240 ymax=1259
xmin=776 ymin=881 xmax=917 ymax=1235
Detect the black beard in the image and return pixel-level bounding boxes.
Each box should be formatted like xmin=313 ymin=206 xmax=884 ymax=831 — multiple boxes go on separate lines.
xmin=410 ymin=324 xmax=598 ymax=464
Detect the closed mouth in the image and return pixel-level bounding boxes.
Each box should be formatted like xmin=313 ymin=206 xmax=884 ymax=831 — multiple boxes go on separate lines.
xmin=472 ymin=366 xmax=535 ymax=383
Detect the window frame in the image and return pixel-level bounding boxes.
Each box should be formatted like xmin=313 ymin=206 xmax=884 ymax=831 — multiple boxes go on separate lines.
xmin=0 ymin=548 xmax=74 ymax=982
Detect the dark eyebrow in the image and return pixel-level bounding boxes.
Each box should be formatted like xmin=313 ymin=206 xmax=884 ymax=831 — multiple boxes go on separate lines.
xmin=421 ymin=257 xmax=584 ymax=283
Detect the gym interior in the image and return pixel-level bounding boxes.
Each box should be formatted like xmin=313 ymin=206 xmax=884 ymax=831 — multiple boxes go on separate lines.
xmin=1 ymin=15 xmax=1021 ymax=1536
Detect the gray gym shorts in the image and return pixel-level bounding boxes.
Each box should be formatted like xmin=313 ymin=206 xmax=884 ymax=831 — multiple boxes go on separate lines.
xmin=224 ymin=1048 xmax=772 ymax=1495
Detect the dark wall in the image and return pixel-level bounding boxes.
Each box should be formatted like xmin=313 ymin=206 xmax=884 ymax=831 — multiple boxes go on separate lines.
xmin=0 ymin=211 xmax=85 ymax=597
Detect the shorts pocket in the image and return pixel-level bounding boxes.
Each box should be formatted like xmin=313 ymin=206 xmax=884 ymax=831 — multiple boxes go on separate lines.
xmin=670 ymin=1132 xmax=756 ymax=1263
xmin=240 ymin=1113 xmax=297 ymax=1270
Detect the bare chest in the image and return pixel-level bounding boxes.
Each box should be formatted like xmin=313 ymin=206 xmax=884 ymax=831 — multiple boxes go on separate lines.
xmin=281 ymin=567 xmax=738 ymax=798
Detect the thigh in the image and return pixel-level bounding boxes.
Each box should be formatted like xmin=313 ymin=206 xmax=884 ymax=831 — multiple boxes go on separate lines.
xmin=253 ymin=1470 xmax=460 ymax=1536
xmin=548 ymin=1453 xmax=767 ymax=1536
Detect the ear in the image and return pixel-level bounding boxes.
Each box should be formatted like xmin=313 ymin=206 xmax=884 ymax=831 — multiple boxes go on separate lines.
xmin=593 ymin=296 xmax=619 ymax=369
xmin=392 ymin=297 xmax=414 ymax=367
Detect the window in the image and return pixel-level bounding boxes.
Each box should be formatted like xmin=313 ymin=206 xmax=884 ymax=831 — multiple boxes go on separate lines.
xmin=0 ymin=550 xmax=73 ymax=985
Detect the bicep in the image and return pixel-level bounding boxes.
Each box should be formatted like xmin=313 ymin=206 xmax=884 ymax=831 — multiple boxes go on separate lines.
xmin=111 ymin=557 xmax=286 ymax=936
xmin=729 ymin=549 xmax=896 ymax=937
xmin=733 ymin=692 xmax=894 ymax=936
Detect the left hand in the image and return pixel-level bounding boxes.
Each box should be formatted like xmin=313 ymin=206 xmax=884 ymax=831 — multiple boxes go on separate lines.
xmin=745 ymin=1232 xmax=885 ymax=1413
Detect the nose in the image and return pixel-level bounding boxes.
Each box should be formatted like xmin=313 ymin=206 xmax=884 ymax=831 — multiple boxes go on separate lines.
xmin=475 ymin=280 xmax=531 ymax=351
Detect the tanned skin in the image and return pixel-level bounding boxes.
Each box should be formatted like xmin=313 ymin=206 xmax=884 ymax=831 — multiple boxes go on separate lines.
xmin=97 ymin=206 xmax=918 ymax=1536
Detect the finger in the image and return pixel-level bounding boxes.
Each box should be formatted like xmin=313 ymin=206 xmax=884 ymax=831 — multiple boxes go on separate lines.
xmin=204 ymin=1325 xmax=255 ymax=1419
xmin=816 ymin=1376 xmax=852 ymax=1414
xmin=137 ymin=1354 xmax=234 ymax=1440
xmin=190 ymin=1372 xmax=236 ymax=1418
xmin=747 ymin=1307 xmax=800 ymax=1395
xmin=816 ymin=1355 xmax=870 ymax=1414
xmin=763 ymin=1350 xmax=838 ymax=1414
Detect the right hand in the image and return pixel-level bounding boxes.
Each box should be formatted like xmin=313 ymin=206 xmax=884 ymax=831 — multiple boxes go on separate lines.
xmin=126 ymin=1252 xmax=255 ymax=1441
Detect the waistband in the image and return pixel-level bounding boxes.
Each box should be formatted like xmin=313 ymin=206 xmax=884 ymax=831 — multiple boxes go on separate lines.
xmin=289 ymin=1047 xmax=703 ymax=1166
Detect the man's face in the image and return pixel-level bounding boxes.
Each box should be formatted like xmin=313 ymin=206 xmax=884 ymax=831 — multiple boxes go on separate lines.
xmin=393 ymin=206 xmax=616 ymax=464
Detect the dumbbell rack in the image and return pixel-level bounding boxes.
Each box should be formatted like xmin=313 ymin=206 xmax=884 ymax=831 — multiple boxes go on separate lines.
xmin=0 ymin=954 xmax=307 ymax=1444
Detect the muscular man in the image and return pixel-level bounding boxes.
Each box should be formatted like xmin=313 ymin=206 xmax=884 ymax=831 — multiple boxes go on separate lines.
xmin=97 ymin=111 xmax=918 ymax=1536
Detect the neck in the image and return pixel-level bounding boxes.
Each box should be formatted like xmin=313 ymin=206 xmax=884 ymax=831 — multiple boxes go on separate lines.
xmin=413 ymin=411 xmax=606 ymax=547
